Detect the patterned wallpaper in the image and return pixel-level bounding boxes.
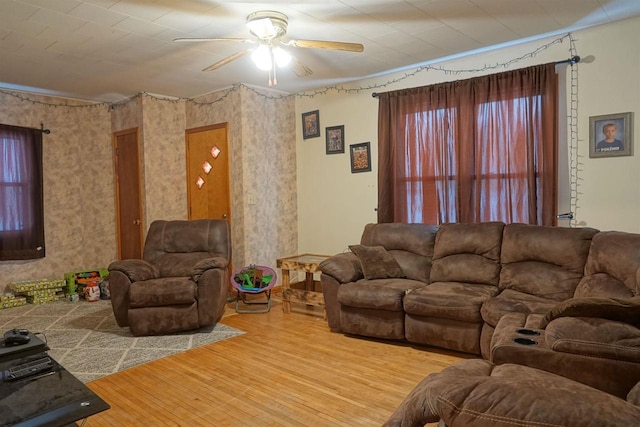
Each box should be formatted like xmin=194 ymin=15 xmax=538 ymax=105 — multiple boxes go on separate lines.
xmin=239 ymin=88 xmax=297 ymax=270
xmin=187 ymin=86 xmax=298 ymax=273
xmin=0 ymin=87 xmax=297 ymax=289
xmin=0 ymin=92 xmax=116 ymax=289
xmin=141 ymin=96 xmax=188 ymax=225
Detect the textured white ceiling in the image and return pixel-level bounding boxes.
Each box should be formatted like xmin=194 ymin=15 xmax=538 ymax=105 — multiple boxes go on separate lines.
xmin=1 ymin=0 xmax=639 ymax=102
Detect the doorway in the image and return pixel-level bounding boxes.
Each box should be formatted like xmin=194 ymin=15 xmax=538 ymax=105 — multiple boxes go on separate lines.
xmin=113 ymin=128 xmax=144 ymax=259
xmin=185 ymin=123 xmax=231 ymax=222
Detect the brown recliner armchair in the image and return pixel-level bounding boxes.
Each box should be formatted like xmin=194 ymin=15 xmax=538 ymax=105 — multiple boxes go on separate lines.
xmin=108 ymin=219 xmax=231 ymax=336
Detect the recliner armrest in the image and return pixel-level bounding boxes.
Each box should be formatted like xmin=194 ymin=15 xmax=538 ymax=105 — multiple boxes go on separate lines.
xmin=319 ymin=252 xmax=363 ymax=284
xmin=192 ymin=257 xmax=229 ymax=281
xmin=540 ymin=296 xmax=640 ymax=329
xmin=108 ymin=259 xmax=159 ymax=282
xmin=546 ymin=316 xmax=640 ymax=363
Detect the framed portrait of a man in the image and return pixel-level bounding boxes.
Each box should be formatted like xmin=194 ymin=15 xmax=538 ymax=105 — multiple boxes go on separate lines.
xmin=589 ymin=112 xmax=633 ymax=158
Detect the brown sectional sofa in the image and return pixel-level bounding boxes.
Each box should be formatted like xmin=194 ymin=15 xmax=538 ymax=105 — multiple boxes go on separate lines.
xmin=321 ymin=221 xmax=640 ymax=425
xmin=320 ymin=222 xmax=640 ymax=354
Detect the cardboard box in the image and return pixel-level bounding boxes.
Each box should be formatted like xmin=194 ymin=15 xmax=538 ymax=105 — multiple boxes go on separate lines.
xmin=8 ymin=278 xmax=65 ymax=305
xmin=0 ymin=293 xmax=27 ymax=309
xmin=64 ymin=269 xmax=108 ymax=295
xmin=9 ymin=278 xmax=65 ymax=293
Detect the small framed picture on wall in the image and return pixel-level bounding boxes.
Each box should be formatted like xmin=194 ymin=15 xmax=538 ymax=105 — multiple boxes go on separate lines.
xmin=350 ymin=142 xmax=372 ymax=173
xmin=589 ymin=112 xmax=633 ymax=158
xmin=325 ymin=125 xmax=345 ymax=154
xmin=302 ymin=110 xmax=320 ymax=139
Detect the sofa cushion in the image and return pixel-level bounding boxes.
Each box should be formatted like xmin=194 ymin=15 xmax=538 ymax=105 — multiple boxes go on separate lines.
xmin=156 ymin=252 xmax=211 ymax=277
xmin=143 ymin=219 xmax=231 ymax=263
xmin=349 ymin=245 xmax=405 ymax=280
xmin=337 ymin=279 xmax=426 ymax=311
xmin=430 ymin=222 xmax=504 ymax=286
xmin=404 ymin=282 xmax=499 ymax=323
xmin=360 ymin=222 xmax=438 ymax=282
xmin=575 ymin=273 xmax=636 ymax=299
xmin=540 ymin=296 xmax=640 ymax=328
xmin=481 ymin=289 xmax=557 ymax=327
xmin=129 ymin=277 xmax=197 ymax=308
xmin=499 ymin=224 xmax=598 ymax=300
xmin=574 ymin=231 xmax=640 ymax=298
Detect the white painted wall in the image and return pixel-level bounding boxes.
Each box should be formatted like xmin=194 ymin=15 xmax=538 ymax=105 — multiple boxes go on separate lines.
xmin=575 ymin=18 xmax=640 ymax=232
xmin=296 ymin=16 xmax=640 ymax=255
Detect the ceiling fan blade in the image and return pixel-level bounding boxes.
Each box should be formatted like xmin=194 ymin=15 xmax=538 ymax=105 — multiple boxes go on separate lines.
xmin=202 ymin=50 xmax=250 ymax=72
xmin=291 ymin=57 xmax=313 ymax=78
xmin=286 ymin=39 xmax=364 ymax=52
xmin=174 ymin=37 xmax=253 ymax=44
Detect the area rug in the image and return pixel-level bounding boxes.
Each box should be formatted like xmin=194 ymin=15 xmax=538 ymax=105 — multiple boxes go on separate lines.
xmin=0 ymin=299 xmax=245 ymax=383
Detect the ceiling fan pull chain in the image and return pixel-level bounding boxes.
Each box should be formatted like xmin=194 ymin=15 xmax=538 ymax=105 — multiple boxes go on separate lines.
xmin=266 ymin=47 xmax=275 ymax=87
xmin=272 ymin=52 xmax=278 ymax=86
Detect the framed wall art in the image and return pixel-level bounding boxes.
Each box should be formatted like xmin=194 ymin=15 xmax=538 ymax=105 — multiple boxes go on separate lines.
xmin=302 ymin=110 xmax=320 ymax=139
xmin=589 ymin=112 xmax=633 ymax=158
xmin=350 ymin=142 xmax=371 ymax=173
xmin=325 ymin=125 xmax=345 ymax=154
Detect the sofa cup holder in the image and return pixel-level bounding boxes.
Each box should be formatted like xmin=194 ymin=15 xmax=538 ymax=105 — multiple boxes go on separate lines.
xmin=513 ymin=337 xmax=538 ymax=346
xmin=516 ymin=328 xmax=540 ymax=336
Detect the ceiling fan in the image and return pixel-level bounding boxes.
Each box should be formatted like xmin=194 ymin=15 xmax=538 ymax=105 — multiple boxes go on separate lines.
xmin=174 ymin=11 xmax=364 ymax=87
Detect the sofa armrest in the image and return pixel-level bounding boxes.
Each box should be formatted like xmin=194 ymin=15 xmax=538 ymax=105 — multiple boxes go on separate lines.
xmin=108 ymin=259 xmax=159 ymax=282
xmin=545 ymin=316 xmax=640 ymax=363
xmin=319 ymin=252 xmax=363 ymax=283
xmin=540 ymin=296 xmax=640 ymax=329
xmin=192 ymin=257 xmax=229 ymax=282
xmin=194 ymin=268 xmax=228 ymax=326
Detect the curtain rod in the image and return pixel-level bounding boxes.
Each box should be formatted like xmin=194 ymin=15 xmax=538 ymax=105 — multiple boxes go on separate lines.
xmin=2 ymin=123 xmax=51 ymax=134
xmin=371 ymin=55 xmax=581 ymax=98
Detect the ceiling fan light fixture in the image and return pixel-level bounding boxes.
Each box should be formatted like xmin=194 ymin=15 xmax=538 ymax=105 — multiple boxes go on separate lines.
xmin=246 ymin=11 xmax=288 ymax=40
xmin=246 ymin=18 xmax=276 ymax=39
xmin=251 ymin=44 xmax=272 ymax=71
xmin=273 ymin=47 xmax=291 ymax=67
xmin=180 ymin=9 xmax=362 ymax=86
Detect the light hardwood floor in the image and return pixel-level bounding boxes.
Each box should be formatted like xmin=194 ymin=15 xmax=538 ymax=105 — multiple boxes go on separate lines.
xmin=85 ymin=299 xmax=470 ymax=426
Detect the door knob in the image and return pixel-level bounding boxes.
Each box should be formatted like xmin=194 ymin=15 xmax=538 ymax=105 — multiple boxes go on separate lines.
xmin=133 ymin=219 xmax=141 ymax=225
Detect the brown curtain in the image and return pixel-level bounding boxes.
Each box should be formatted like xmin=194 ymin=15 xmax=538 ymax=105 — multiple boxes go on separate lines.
xmin=0 ymin=124 xmax=45 ymax=260
xmin=377 ymin=63 xmax=558 ymax=225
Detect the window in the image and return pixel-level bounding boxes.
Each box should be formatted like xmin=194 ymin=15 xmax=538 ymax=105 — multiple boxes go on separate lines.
xmin=0 ymin=124 xmax=45 ymax=260
xmin=377 ymin=63 xmax=558 ymax=225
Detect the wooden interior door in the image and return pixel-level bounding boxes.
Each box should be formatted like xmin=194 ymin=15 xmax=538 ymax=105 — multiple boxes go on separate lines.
xmin=186 ymin=124 xmax=231 ymax=222
xmin=114 ymin=128 xmax=144 ymax=259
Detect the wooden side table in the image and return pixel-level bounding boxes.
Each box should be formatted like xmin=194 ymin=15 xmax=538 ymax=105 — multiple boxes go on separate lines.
xmin=276 ymin=253 xmax=330 ymax=316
